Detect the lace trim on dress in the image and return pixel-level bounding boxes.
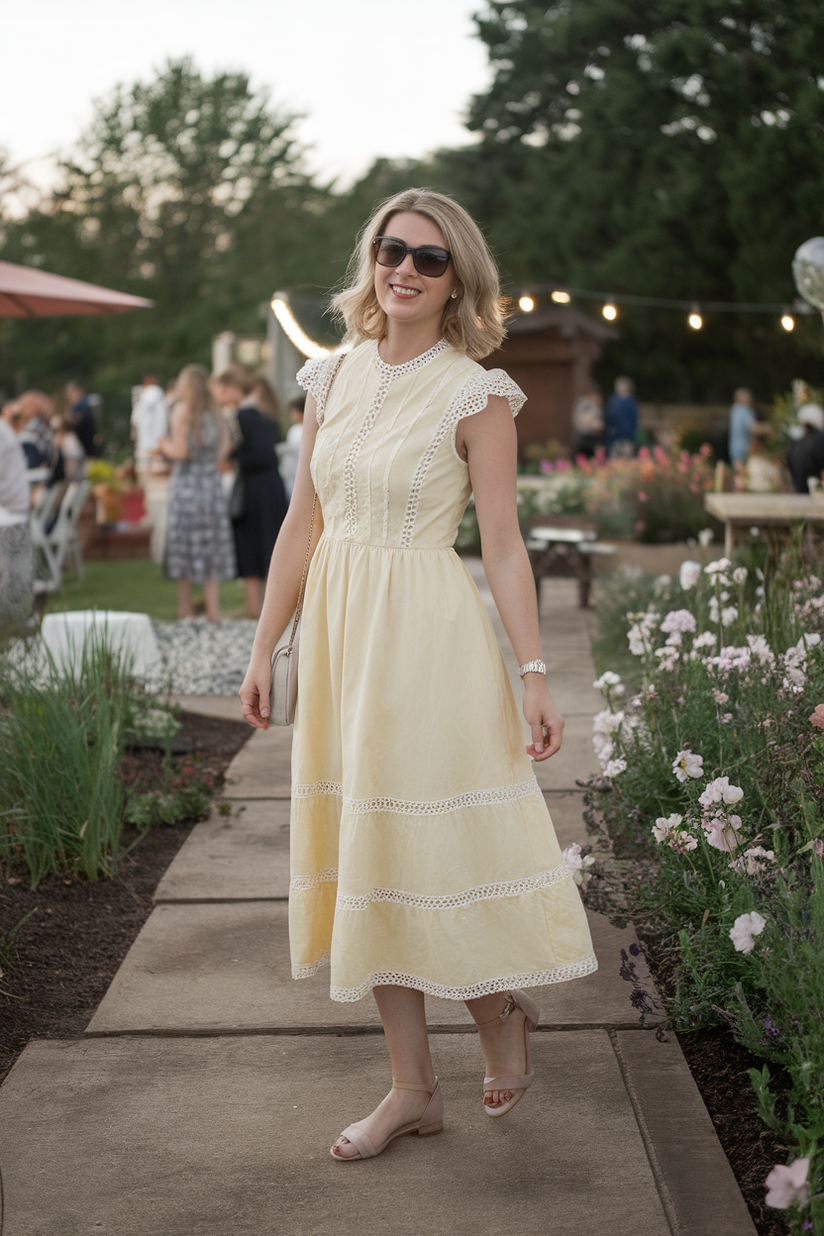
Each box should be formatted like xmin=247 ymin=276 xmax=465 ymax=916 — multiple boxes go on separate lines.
xmin=399 ymin=368 xmax=526 ymax=547
xmin=336 ymin=863 xmax=572 ymax=911
xmin=292 ymin=951 xmax=331 ymax=979
xmin=291 ymin=777 xmax=541 ymax=815
xmin=296 ymin=353 xmax=346 ymax=426
xmin=289 ymin=861 xmax=572 ymax=905
xmin=372 ymin=337 xmax=449 ymax=377
xmin=292 ymin=955 xmax=600 ymax=1000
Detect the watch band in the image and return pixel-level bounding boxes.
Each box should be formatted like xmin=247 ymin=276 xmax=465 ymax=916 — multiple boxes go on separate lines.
xmin=519 ymin=659 xmax=547 ymax=677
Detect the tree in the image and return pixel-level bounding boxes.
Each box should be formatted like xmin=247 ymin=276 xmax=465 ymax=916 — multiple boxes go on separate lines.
xmin=457 ymin=0 xmax=824 ymax=400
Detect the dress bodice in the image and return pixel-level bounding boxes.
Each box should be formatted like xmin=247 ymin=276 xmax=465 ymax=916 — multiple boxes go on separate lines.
xmin=298 ymin=340 xmax=525 ymax=550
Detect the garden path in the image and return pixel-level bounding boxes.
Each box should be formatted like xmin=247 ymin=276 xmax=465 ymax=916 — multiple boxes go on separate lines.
xmin=0 ymin=572 xmax=756 ymax=1235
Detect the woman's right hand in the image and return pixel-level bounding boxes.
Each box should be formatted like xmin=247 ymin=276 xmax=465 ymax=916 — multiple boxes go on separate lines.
xmin=239 ymin=653 xmax=272 ymax=729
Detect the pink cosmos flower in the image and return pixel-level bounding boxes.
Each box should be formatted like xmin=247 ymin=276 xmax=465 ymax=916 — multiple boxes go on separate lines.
xmin=729 ymin=911 xmax=766 ymax=954
xmin=764 ymin=1158 xmax=810 ymax=1210
xmin=810 ymin=704 xmax=824 ymax=730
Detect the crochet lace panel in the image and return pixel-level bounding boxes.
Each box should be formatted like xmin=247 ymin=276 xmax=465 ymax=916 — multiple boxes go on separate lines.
xmin=372 ymin=337 xmax=449 ymax=378
xmin=399 ymin=368 xmax=526 ymax=547
xmin=289 ymin=862 xmax=572 ymax=907
xmin=296 ymin=353 xmax=345 ymax=426
xmin=291 ymin=777 xmax=541 ymax=815
xmin=292 ymin=955 xmax=600 ymax=1000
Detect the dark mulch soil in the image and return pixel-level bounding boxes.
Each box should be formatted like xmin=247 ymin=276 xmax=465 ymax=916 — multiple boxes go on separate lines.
xmin=0 ymin=710 xmax=251 ymax=1085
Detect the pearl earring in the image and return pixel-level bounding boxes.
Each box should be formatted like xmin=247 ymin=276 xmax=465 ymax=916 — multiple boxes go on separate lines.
xmin=451 ymin=292 xmax=458 ymax=299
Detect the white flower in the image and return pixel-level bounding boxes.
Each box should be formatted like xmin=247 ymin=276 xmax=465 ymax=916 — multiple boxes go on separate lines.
xmin=672 ymin=750 xmax=704 ymax=782
xmin=698 ymin=529 xmax=714 ymax=548
xmin=704 ymin=813 xmax=744 ymax=852
xmin=669 ymin=830 xmax=699 ymax=852
xmin=603 ymin=758 xmax=627 ymax=778
xmin=729 ymin=846 xmax=775 ymax=875
xmin=593 ymin=709 xmax=624 ymax=735
xmin=704 ymin=558 xmax=732 ymax=577
xmin=699 ymin=777 xmax=744 ymax=809
xmin=764 ymin=1159 xmax=810 ymax=1210
xmin=612 ymin=683 xmax=626 ymax=696
xmin=654 ymin=574 xmax=672 ymax=593
xmin=679 ymin=560 xmax=702 ymax=590
xmin=660 ymin=609 xmax=697 ymax=636
xmin=804 ymin=632 xmax=821 ymax=648
xmin=729 ymin=911 xmax=767 ymax=954
xmin=721 ymin=606 xmax=738 ymax=627
xmin=746 ymin=635 xmax=775 ymax=666
xmin=693 ymin=631 xmax=717 ymax=650
xmin=652 ymin=813 xmax=682 ymax=842
xmin=712 ymin=689 xmax=729 ymax=704
xmin=732 ymin=567 xmax=748 ymax=585
xmin=593 ymin=671 xmax=622 ymax=690
xmin=592 ymin=731 xmax=614 ymax=764
xmin=562 ymin=843 xmax=583 ymax=870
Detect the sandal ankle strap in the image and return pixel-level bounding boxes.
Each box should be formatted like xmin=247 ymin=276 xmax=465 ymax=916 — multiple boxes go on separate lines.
xmin=476 ymin=995 xmax=516 ymax=1030
xmin=392 ymin=1078 xmax=438 ymax=1094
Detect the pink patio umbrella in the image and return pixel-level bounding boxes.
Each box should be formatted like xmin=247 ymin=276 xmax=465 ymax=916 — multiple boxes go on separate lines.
xmin=0 ymin=259 xmax=153 ymax=317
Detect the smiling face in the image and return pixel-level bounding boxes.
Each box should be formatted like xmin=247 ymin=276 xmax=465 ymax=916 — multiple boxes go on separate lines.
xmin=373 ymin=211 xmax=458 ymax=337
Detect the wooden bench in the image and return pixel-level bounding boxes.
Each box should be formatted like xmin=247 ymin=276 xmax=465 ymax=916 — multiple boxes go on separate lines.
xmin=521 ymin=516 xmax=616 ymax=609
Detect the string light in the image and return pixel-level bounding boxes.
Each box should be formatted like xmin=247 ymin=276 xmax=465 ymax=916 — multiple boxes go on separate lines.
xmin=518 ymin=295 xmax=535 ymax=313
xmin=781 ymin=313 xmax=795 ymax=331
xmin=688 ymin=310 xmax=703 ymax=330
xmin=270 ymin=295 xmax=333 ymax=359
xmin=550 ymin=290 xmax=571 ymax=304
xmin=602 ymin=303 xmax=618 ymax=321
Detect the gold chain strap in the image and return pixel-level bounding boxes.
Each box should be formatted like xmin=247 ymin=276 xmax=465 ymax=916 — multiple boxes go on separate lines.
xmin=287 ymin=492 xmax=317 ymax=649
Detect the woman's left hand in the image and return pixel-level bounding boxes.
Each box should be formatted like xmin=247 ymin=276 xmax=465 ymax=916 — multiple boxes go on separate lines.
xmin=523 ymin=679 xmax=564 ymax=761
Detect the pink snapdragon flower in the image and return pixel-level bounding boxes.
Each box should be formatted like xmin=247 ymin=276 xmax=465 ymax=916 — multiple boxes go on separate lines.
xmin=764 ymin=1158 xmax=810 ymax=1210
xmin=729 ymin=911 xmax=766 ymax=954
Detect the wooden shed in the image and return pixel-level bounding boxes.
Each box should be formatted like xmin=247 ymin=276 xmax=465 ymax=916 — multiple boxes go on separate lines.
xmin=481 ymin=305 xmax=617 ymax=456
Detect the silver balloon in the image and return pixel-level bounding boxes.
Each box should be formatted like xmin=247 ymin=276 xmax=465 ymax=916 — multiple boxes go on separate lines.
xmin=793 ymin=237 xmax=824 ymax=309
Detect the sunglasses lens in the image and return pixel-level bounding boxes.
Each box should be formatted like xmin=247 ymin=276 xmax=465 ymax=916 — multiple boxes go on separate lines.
xmin=414 ymin=249 xmax=449 ymax=277
xmin=375 ymin=238 xmax=406 ymax=267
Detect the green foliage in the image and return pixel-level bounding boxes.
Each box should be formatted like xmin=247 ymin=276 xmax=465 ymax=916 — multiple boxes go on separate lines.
xmin=586 ymin=546 xmax=824 ymax=1230
xmin=125 ymin=769 xmax=212 ymax=829
xmin=44 ymin=558 xmax=247 ymax=622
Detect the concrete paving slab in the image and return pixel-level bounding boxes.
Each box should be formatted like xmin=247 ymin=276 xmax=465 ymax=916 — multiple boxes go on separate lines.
xmin=86 ymin=901 xmax=658 ymax=1036
xmin=172 ymin=694 xmax=246 ymax=721
xmin=614 ymin=1030 xmax=758 ymax=1235
xmin=222 ymin=724 xmax=293 ymax=798
xmin=543 ymin=791 xmax=588 ymax=848
xmin=154 ymin=800 xmax=291 ymax=903
xmin=0 ymin=1033 xmax=671 ymax=1236
xmin=533 ymin=714 xmax=597 ymax=791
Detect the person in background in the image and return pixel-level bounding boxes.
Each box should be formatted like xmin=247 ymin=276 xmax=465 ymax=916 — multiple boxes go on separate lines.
xmin=744 ymin=424 xmax=781 ymax=493
xmin=131 ymin=373 xmax=168 ymax=491
xmin=727 ymin=388 xmax=756 ymax=465
xmin=18 ymin=391 xmax=56 ymax=468
xmin=155 ymin=363 xmax=236 ymax=622
xmin=0 ymin=415 xmax=33 ymax=632
xmin=786 ymin=403 xmax=824 ymax=494
xmin=212 ymin=366 xmax=289 ymax=619
xmin=50 ymin=415 xmax=86 ymax=483
xmin=604 ymin=376 xmax=638 ymax=458
xmin=278 ymin=396 xmax=305 ymax=498
xmin=1 ymin=400 xmax=24 ymax=433
xmin=64 ymin=380 xmax=102 ymax=457
xmin=570 ymin=388 xmax=603 ymax=459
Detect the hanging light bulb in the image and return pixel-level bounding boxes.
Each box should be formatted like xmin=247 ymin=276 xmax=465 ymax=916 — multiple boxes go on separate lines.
xmin=602 ymin=303 xmax=618 ymax=320
xmin=551 ymin=290 xmax=571 ymax=303
xmin=518 ymin=295 xmax=535 ymax=313
xmin=688 ymin=309 xmax=703 ymax=330
xmin=781 ymin=313 xmax=795 ymax=331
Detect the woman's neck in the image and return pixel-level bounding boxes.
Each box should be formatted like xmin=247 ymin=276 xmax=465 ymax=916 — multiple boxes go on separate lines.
xmin=378 ymin=323 xmax=443 ymax=367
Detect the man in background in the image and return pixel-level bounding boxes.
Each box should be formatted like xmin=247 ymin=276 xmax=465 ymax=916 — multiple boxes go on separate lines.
xmin=604 ymin=377 xmax=638 ymax=458
xmin=786 ymin=403 xmax=824 ymax=494
xmin=65 ymin=380 xmax=102 ymax=457
xmin=728 ymin=388 xmax=756 ymax=465
xmin=17 ymin=391 xmax=56 ymax=468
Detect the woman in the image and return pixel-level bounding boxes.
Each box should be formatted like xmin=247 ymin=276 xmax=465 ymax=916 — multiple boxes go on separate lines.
xmin=156 ymin=363 xmax=235 ymax=621
xmin=239 ymin=189 xmax=596 ymax=1159
xmin=212 ymin=367 xmax=288 ymax=619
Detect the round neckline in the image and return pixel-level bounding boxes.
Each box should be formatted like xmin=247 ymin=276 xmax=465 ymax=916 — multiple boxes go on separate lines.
xmin=373 ymin=337 xmax=448 ymax=377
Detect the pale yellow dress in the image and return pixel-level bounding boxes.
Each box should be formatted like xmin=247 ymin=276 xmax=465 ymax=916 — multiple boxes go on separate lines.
xmin=293 ymin=338 xmax=596 ymax=1002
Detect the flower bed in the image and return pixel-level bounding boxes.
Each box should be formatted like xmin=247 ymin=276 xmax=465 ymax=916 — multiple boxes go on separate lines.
xmin=581 ymin=551 xmax=824 ymax=1233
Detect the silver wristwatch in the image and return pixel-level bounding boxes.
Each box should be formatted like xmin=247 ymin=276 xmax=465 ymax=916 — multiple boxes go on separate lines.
xmin=519 ymin=659 xmax=547 ymax=677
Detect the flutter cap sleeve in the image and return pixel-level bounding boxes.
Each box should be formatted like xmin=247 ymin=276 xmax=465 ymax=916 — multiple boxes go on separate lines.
xmin=448 ymin=368 xmax=526 ymax=460
xmin=296 ymin=353 xmax=346 ymax=425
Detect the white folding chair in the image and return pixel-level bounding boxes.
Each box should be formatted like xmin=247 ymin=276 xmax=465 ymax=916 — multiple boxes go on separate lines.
xmin=30 ymin=479 xmax=91 ymax=593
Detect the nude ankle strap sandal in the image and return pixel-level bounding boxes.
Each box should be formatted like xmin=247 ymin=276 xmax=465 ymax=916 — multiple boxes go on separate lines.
xmin=477 ymin=989 xmax=539 ymax=1118
xmin=330 ymin=1078 xmax=444 ymax=1160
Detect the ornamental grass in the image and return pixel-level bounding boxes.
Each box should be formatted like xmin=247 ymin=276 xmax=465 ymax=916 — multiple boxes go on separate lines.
xmin=583 ymin=544 xmax=824 ymax=1232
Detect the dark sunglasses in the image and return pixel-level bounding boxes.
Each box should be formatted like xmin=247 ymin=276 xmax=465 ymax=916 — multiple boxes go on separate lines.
xmin=372 ymin=236 xmax=452 ymax=278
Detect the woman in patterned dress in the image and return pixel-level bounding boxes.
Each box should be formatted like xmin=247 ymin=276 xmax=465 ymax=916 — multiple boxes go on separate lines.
xmin=239 ymin=190 xmax=595 ymax=1159
xmin=157 ymin=364 xmax=236 ymax=621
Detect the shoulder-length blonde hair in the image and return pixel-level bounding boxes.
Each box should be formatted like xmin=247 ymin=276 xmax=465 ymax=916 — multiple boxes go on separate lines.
xmin=175 ymin=363 xmax=221 ymax=445
xmin=331 ymin=188 xmax=508 ymax=360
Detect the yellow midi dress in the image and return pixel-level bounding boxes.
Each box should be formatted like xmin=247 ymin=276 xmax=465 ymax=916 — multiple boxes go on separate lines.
xmin=292 ymin=338 xmax=597 ymax=1002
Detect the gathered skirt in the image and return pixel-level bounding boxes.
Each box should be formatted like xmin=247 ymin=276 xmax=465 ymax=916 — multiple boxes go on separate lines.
xmin=289 ymin=535 xmax=597 ymax=1002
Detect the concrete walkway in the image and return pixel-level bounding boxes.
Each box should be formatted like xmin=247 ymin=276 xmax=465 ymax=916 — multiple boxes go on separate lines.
xmin=0 ymin=573 xmax=756 ymax=1236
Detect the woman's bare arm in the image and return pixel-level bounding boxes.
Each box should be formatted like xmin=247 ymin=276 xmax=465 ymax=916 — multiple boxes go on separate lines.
xmin=459 ymin=397 xmax=563 ymax=761
xmin=155 ymin=403 xmax=189 ymax=461
xmin=238 ymin=398 xmax=323 ymax=729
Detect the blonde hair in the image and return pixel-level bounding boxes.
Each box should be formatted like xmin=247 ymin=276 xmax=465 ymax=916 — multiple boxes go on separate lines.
xmin=175 ymin=363 xmax=220 ymax=444
xmin=331 ymin=188 xmax=508 ymax=361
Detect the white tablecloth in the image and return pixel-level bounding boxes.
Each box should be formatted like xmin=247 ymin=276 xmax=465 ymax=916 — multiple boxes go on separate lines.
xmin=41 ymin=611 xmax=161 ymax=679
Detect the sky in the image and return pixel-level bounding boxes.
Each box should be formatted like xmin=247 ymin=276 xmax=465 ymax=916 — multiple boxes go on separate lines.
xmin=1 ymin=0 xmax=491 ymax=190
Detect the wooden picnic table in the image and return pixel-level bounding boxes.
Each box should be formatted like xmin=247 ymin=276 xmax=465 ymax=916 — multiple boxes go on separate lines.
xmin=521 ymin=516 xmax=615 ymax=609
xmin=704 ymin=492 xmax=824 ymax=558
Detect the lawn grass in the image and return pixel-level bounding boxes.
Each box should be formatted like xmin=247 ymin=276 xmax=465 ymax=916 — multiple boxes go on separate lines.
xmin=45 ymin=560 xmax=248 ymax=622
